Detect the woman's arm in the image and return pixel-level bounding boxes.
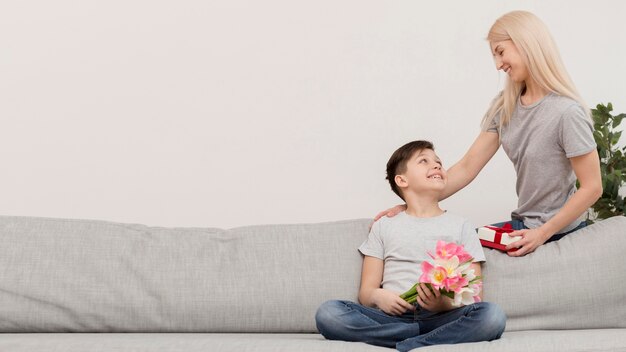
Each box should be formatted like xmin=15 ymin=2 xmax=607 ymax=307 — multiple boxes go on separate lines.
xmin=441 ymin=131 xmax=501 ymax=201
xmin=506 ymin=150 xmax=602 ymax=256
xmin=358 ymin=256 xmax=415 ymax=315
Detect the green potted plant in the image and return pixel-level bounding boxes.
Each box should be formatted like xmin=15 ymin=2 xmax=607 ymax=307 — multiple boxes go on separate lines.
xmin=587 ymin=103 xmax=626 ymax=221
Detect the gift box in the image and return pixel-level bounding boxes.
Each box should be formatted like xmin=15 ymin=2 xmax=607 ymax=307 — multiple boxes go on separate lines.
xmin=477 ymin=223 xmax=522 ymax=252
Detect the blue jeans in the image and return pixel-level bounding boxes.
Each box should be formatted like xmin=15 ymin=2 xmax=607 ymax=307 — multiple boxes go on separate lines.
xmin=489 ymin=220 xmax=587 ymax=243
xmin=315 ymin=300 xmax=506 ymax=351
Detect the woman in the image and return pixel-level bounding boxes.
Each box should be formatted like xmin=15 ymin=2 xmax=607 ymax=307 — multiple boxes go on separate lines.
xmin=376 ymin=11 xmax=602 ymax=257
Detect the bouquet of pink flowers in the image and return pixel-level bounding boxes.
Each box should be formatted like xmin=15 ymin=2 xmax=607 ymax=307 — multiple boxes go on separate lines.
xmin=400 ymin=240 xmax=482 ymax=307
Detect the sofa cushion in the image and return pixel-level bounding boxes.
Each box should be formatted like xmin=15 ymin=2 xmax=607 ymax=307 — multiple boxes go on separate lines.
xmin=0 ymin=330 xmax=624 ymax=352
xmin=482 ymin=215 xmax=626 ymax=331
xmin=0 ymin=216 xmax=369 ymax=333
xmin=0 ymin=333 xmax=386 ymax=352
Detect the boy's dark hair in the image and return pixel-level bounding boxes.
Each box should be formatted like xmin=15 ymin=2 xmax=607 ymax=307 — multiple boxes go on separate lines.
xmin=386 ymin=140 xmax=435 ymax=201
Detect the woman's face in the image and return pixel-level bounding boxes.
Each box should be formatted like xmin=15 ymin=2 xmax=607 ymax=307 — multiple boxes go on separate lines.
xmin=491 ymin=40 xmax=529 ymax=83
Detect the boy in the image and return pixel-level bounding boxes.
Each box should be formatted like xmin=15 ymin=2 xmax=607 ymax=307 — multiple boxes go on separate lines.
xmin=315 ymin=140 xmax=506 ymax=351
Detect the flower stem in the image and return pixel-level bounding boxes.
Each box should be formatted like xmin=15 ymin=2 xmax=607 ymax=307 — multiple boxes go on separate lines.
xmin=400 ymin=283 xmax=418 ymax=300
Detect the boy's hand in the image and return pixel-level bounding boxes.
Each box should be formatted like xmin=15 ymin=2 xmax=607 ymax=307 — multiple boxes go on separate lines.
xmin=415 ymin=284 xmax=450 ymax=313
xmin=373 ymin=204 xmax=407 ymax=222
xmin=373 ymin=289 xmax=416 ymax=316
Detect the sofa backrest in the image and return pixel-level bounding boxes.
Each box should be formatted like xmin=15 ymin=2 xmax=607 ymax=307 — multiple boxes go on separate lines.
xmin=482 ymin=215 xmax=626 ymax=331
xmin=0 ymin=216 xmax=367 ymax=333
xmin=1 ymin=215 xmax=625 ymax=333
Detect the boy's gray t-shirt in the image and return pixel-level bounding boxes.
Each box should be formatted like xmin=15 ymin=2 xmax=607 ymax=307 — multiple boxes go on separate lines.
xmin=358 ymin=212 xmax=485 ymax=294
xmin=487 ymin=93 xmax=596 ymax=233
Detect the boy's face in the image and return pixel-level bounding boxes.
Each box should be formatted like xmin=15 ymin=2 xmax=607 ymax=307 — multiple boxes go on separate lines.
xmin=396 ymin=149 xmax=447 ymax=196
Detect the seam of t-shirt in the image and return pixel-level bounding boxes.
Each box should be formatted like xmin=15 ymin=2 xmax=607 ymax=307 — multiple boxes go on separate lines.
xmin=358 ymin=248 xmax=383 ymax=260
xmin=565 ymin=145 xmax=596 ymax=158
xmin=517 ymin=91 xmax=555 ymax=110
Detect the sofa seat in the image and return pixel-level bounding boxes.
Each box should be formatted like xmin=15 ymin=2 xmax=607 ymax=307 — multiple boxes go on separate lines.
xmin=0 ymin=330 xmax=625 ymax=351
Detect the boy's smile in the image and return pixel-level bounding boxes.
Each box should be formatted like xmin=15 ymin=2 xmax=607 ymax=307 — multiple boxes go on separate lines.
xmin=427 ymin=171 xmax=444 ymax=181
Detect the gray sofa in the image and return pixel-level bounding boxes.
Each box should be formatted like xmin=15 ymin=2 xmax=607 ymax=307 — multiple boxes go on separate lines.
xmin=1 ymin=215 xmax=625 ymax=351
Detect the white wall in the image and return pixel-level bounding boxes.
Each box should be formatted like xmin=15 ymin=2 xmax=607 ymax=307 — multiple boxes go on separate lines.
xmin=1 ymin=1 xmax=624 ymax=228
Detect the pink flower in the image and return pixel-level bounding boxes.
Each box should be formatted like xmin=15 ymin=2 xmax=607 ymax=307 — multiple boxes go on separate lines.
xmin=442 ymin=275 xmax=469 ymax=293
xmin=419 ymin=261 xmax=448 ymax=290
xmin=430 ymin=240 xmax=472 ymax=263
xmin=469 ymin=283 xmax=482 ymax=302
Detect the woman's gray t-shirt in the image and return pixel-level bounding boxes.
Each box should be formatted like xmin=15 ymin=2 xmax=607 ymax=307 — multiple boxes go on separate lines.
xmin=359 ymin=212 xmax=485 ymax=294
xmin=487 ymin=93 xmax=596 ymax=233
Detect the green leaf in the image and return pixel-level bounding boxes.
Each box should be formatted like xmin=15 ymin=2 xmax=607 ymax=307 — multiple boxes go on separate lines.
xmin=597 ymin=138 xmax=610 ymax=152
xmin=593 ymin=130 xmax=603 ymax=142
xmin=612 ymin=113 xmax=625 ymax=128
xmin=593 ymin=105 xmax=611 ymax=125
xmin=598 ymin=209 xmax=615 ymax=218
xmin=612 ymin=131 xmax=623 ymax=145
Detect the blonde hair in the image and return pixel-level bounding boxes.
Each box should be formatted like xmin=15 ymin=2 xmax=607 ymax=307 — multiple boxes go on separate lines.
xmin=481 ymin=11 xmax=589 ymax=131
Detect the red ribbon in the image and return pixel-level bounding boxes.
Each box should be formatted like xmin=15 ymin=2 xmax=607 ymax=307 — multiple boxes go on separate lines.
xmin=484 ymin=224 xmax=514 ymax=244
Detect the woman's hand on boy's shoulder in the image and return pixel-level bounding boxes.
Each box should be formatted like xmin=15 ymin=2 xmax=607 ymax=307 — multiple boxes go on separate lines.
xmin=373 ymin=204 xmax=407 ymax=222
